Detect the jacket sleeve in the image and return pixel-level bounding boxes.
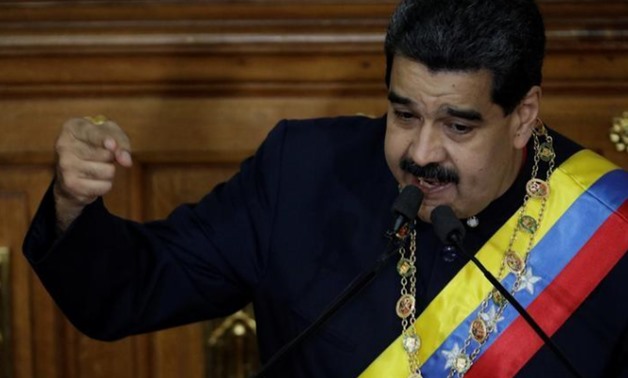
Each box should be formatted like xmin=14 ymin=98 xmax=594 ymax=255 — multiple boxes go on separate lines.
xmin=22 ymin=121 xmax=288 ymax=341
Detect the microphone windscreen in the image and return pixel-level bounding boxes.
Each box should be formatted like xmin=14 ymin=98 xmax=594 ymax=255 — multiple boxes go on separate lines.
xmin=392 ymin=185 xmax=423 ymax=221
xmin=430 ymin=205 xmax=466 ymax=244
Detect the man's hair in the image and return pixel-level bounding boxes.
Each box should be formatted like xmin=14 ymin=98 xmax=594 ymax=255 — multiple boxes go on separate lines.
xmin=384 ymin=0 xmax=546 ymax=115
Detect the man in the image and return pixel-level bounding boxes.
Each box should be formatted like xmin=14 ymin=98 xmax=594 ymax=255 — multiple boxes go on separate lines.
xmin=23 ymin=0 xmax=628 ymax=377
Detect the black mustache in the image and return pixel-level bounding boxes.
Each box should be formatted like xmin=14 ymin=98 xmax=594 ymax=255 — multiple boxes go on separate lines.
xmin=400 ymin=159 xmax=460 ymax=184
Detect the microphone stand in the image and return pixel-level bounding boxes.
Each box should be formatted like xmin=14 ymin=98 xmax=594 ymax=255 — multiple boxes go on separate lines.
xmin=250 ymin=231 xmax=408 ymax=378
xmin=448 ymin=233 xmax=584 ymax=378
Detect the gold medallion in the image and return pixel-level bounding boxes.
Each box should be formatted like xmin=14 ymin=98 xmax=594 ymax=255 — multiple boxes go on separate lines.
xmin=505 ymin=250 xmax=525 ymax=274
xmin=539 ymin=142 xmax=555 ymax=162
xmin=454 ymin=353 xmax=472 ymax=374
xmin=397 ymin=258 xmax=416 ymax=277
xmin=518 ymin=215 xmax=538 ymax=233
xmin=396 ymin=294 xmax=416 ymax=319
xmin=533 ymin=118 xmax=547 ymax=136
xmin=492 ymin=289 xmax=507 ymax=307
xmin=402 ymin=333 xmax=421 ymax=353
xmin=526 ymin=178 xmax=550 ymax=199
xmin=470 ymin=318 xmax=488 ymax=343
xmin=396 ymin=223 xmax=410 ymax=240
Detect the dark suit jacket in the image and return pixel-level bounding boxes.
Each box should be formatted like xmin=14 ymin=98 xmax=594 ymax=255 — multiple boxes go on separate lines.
xmin=23 ymin=115 xmax=628 ymax=377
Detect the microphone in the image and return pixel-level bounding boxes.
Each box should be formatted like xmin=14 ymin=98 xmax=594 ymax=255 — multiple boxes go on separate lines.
xmin=431 ymin=205 xmax=466 ymax=244
xmin=251 ymin=186 xmax=423 ymax=377
xmin=390 ymin=185 xmax=423 ymax=237
xmin=430 ymin=205 xmax=583 ymax=378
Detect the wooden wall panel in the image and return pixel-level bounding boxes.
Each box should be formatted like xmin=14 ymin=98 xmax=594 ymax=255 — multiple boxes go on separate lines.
xmin=0 ymin=1 xmax=625 ymax=377
xmin=0 ymin=168 xmax=145 ymax=378
xmin=0 ymin=168 xmax=52 ymax=378
xmin=145 ymin=165 xmax=240 ymax=217
xmin=541 ymin=94 xmax=628 ymax=166
xmin=0 ymin=193 xmax=31 ymax=378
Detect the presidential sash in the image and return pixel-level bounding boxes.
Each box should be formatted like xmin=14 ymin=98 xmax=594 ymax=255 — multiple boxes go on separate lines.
xmin=360 ymin=150 xmax=628 ymax=377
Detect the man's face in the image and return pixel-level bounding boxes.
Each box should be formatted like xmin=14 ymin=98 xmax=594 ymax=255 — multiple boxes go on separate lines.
xmin=385 ymin=56 xmax=531 ymax=222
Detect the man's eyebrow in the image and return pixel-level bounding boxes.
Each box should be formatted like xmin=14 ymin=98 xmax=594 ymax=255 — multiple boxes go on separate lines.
xmin=445 ymin=107 xmax=483 ymax=122
xmin=387 ymin=91 xmax=414 ymax=106
xmin=388 ymin=90 xmax=484 ymax=121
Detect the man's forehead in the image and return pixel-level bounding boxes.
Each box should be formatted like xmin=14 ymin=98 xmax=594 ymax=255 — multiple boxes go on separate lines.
xmin=391 ymin=56 xmax=493 ymax=92
xmin=389 ymin=58 xmax=496 ymax=117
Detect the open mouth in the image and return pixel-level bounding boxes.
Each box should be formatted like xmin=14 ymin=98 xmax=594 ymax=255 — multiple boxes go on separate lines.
xmin=399 ymin=159 xmax=459 ymax=196
xmin=415 ymin=177 xmax=453 ymax=193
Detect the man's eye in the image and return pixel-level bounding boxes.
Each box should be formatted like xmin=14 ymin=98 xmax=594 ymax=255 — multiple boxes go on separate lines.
xmin=448 ymin=123 xmax=472 ymax=134
xmin=394 ymin=110 xmax=415 ymax=120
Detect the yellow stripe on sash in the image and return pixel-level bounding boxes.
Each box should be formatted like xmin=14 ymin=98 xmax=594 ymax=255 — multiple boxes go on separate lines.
xmin=360 ymin=150 xmax=619 ymax=377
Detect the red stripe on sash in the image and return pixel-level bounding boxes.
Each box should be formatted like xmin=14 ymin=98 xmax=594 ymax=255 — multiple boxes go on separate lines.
xmin=468 ymin=200 xmax=628 ymax=378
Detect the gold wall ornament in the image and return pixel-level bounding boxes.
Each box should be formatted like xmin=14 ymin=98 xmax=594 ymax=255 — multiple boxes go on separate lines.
xmin=0 ymin=247 xmax=11 ymax=378
xmin=610 ymin=112 xmax=628 ymax=153
xmin=205 ymin=308 xmax=259 ymax=378
xmin=206 ymin=310 xmax=257 ymax=347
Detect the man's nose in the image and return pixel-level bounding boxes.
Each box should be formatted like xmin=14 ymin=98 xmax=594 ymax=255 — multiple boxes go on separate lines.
xmin=409 ymin=122 xmax=446 ymax=167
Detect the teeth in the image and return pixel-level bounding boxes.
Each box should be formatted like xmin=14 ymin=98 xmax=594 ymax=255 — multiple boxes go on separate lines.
xmin=419 ymin=177 xmax=439 ymax=186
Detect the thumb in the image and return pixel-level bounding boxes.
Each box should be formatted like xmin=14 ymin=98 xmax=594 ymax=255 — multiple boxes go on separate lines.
xmin=114 ymin=147 xmax=133 ymax=167
xmin=102 ymin=136 xmax=133 ymax=167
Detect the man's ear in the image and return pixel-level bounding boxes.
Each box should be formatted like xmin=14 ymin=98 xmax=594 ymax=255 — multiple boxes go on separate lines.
xmin=512 ymin=85 xmax=542 ymax=149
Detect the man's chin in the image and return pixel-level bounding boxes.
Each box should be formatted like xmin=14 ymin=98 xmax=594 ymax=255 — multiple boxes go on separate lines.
xmin=417 ymin=201 xmax=464 ymax=223
xmin=417 ymin=204 xmax=436 ymax=223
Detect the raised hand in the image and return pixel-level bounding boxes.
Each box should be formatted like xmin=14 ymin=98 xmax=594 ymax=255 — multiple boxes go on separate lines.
xmin=53 ymin=115 xmax=133 ymax=231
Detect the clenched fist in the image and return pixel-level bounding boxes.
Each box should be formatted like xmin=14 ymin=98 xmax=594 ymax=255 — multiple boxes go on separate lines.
xmin=53 ymin=116 xmax=133 ymax=231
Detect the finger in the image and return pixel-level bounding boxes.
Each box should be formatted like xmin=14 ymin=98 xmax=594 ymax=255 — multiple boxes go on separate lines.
xmin=68 ymin=117 xmax=131 ymax=152
xmin=75 ymin=161 xmax=117 ymax=181
xmin=59 ymin=138 xmax=116 ymax=163
xmin=115 ymin=149 xmax=133 ymax=167
xmin=62 ymin=117 xmax=133 ymax=167
xmin=57 ymin=160 xmax=116 ymax=202
xmin=97 ymin=120 xmax=131 ymax=152
xmin=58 ymin=156 xmax=116 ymax=182
xmin=76 ymin=134 xmax=132 ymax=167
xmin=64 ymin=118 xmax=108 ymax=148
xmin=59 ymin=175 xmax=114 ymax=203
xmin=90 ymin=119 xmax=133 ymax=166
